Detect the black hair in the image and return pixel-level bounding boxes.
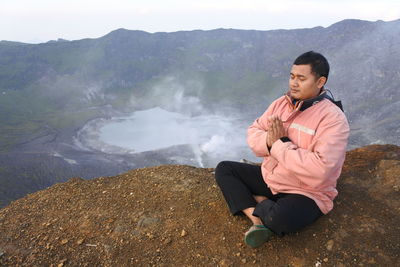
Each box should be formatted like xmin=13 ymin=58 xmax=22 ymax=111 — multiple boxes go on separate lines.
xmin=293 ymin=51 xmax=330 ymax=82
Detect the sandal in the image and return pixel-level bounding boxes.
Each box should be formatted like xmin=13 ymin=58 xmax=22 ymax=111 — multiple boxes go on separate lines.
xmin=244 ymin=225 xmax=273 ymax=248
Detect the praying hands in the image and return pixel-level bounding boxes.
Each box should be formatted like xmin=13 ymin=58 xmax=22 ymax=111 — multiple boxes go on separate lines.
xmin=266 ymin=116 xmax=286 ymax=148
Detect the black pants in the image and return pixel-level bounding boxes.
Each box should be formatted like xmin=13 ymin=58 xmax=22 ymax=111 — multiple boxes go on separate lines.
xmin=215 ymin=161 xmax=323 ymax=236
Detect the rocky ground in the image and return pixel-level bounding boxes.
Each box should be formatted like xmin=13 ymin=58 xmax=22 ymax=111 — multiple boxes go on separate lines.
xmin=0 ymin=144 xmax=399 ymax=266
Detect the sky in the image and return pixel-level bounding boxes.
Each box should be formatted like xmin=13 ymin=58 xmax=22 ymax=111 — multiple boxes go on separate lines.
xmin=1 ymin=0 xmax=399 ymax=43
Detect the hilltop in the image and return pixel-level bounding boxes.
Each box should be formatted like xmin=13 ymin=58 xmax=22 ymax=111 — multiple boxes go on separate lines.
xmin=0 ymin=144 xmax=399 ymax=266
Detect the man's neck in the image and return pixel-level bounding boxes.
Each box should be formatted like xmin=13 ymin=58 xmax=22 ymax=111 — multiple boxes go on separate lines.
xmin=292 ymin=89 xmax=324 ymax=102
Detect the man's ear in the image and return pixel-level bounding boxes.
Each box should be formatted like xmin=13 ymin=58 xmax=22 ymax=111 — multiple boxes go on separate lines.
xmin=317 ymin=76 xmax=327 ymax=89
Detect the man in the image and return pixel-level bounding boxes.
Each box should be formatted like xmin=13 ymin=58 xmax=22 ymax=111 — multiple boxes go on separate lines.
xmin=215 ymin=51 xmax=349 ymax=248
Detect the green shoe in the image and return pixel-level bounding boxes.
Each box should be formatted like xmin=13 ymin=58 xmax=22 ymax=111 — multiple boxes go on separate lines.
xmin=244 ymin=225 xmax=273 ymax=248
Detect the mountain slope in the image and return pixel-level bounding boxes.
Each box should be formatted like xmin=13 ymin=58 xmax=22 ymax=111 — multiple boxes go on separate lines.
xmin=0 ymin=19 xmax=399 ymax=149
xmin=0 ymin=144 xmax=399 ymax=266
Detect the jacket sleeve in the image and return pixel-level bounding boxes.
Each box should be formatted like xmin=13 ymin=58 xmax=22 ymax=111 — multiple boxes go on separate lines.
xmin=247 ymin=101 xmax=277 ymax=157
xmin=270 ymin=111 xmax=350 ymax=187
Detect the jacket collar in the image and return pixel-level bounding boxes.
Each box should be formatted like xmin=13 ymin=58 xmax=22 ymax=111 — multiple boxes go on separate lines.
xmin=285 ymin=90 xmax=328 ymax=111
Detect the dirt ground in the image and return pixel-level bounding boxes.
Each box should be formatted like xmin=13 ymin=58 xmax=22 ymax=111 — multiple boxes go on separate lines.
xmin=0 ymin=144 xmax=399 ymax=266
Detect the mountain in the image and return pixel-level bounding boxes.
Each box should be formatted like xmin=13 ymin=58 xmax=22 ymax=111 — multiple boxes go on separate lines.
xmin=1 ymin=19 xmax=399 ymax=146
xmin=0 ymin=18 xmax=399 ymax=208
xmin=0 ymin=144 xmax=399 ymax=266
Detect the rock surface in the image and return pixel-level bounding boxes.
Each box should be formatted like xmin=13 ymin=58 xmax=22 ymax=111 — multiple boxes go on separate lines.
xmin=0 ymin=144 xmax=399 ymax=266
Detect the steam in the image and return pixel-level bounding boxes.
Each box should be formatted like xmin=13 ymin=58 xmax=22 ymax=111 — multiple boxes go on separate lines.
xmin=129 ymin=76 xmax=205 ymax=116
xmin=201 ymin=135 xmax=226 ymax=154
xmin=76 ymin=75 xmax=258 ymax=167
xmin=190 ymin=144 xmax=205 ymax=168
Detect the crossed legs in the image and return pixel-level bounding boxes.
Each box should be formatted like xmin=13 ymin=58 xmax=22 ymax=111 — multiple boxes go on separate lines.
xmin=215 ymin=161 xmax=323 ymax=238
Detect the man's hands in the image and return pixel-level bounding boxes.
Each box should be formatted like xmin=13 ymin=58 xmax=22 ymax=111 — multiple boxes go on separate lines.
xmin=266 ymin=116 xmax=286 ymax=148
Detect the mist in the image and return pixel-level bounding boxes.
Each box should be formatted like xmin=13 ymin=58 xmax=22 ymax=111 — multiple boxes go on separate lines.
xmin=75 ymin=77 xmax=259 ymax=168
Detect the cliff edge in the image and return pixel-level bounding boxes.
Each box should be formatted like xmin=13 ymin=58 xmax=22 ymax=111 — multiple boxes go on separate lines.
xmin=0 ymin=145 xmax=399 ymax=266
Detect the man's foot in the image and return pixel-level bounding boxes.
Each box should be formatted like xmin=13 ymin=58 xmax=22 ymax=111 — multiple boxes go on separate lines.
xmin=244 ymin=225 xmax=273 ymax=248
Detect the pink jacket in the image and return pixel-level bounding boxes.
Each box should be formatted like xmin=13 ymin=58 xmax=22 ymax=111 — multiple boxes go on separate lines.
xmin=247 ymin=94 xmax=350 ymax=214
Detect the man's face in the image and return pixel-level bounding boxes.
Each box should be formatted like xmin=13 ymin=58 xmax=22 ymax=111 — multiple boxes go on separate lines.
xmin=289 ymin=64 xmax=326 ymax=100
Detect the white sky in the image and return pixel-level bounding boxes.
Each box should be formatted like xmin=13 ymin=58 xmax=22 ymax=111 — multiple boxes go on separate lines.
xmin=1 ymin=0 xmax=399 ymax=43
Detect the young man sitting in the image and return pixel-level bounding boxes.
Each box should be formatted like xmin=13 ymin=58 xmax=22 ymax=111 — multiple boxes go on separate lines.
xmin=215 ymin=51 xmax=350 ymax=248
